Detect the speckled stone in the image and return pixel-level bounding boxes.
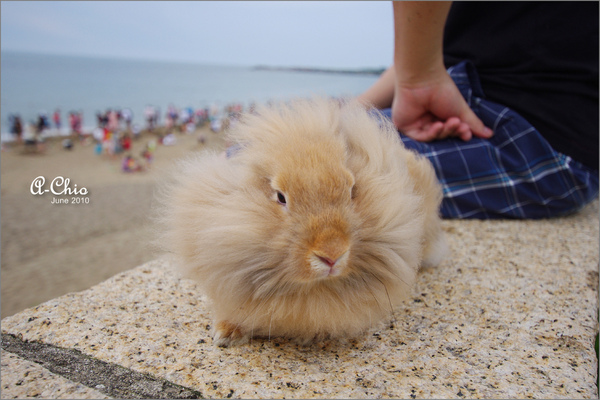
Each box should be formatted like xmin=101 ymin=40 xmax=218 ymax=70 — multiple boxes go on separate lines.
xmin=1 ymin=350 xmax=110 ymax=399
xmin=2 ymin=200 xmax=598 ymax=399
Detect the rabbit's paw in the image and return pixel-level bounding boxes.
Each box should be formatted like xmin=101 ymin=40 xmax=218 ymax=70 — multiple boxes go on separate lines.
xmin=422 ymin=231 xmax=449 ymax=268
xmin=213 ymin=320 xmax=249 ymax=347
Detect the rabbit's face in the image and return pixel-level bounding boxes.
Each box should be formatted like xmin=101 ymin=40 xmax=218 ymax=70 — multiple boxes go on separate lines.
xmin=256 ymin=138 xmax=358 ymax=284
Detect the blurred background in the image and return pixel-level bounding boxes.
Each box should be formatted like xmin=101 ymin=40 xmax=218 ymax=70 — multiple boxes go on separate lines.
xmin=0 ymin=1 xmax=393 ymax=318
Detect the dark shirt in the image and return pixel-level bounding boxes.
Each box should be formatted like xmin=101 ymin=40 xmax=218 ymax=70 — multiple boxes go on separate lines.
xmin=443 ymin=1 xmax=599 ymax=170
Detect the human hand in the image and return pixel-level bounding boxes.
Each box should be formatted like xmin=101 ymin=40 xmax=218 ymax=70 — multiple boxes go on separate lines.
xmin=391 ymin=70 xmax=493 ymax=142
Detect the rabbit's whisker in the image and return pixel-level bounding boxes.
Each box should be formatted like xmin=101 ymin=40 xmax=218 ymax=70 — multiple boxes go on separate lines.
xmin=237 ymin=273 xmax=284 ymax=340
xmin=366 ymin=270 xmax=397 ymax=330
xmin=358 ymin=274 xmax=380 ymax=329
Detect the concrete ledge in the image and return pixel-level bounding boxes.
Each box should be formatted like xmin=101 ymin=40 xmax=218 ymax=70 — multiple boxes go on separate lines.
xmin=2 ymin=200 xmax=598 ymax=399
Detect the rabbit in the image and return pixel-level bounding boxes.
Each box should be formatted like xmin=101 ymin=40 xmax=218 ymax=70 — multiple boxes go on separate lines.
xmin=158 ymin=97 xmax=448 ymax=347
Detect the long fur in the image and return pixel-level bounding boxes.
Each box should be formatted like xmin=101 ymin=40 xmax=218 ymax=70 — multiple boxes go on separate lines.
xmin=157 ymin=97 xmax=447 ymax=346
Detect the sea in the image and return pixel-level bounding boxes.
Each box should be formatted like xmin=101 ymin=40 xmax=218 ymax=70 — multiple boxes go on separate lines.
xmin=0 ymin=51 xmax=381 ymax=142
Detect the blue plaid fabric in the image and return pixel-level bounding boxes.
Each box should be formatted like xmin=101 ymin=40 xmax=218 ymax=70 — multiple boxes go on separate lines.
xmin=379 ymin=61 xmax=599 ymax=219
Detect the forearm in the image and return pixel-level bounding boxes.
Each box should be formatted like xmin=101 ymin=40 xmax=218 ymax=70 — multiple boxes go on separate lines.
xmin=393 ymin=1 xmax=452 ymax=86
xmin=356 ymin=66 xmax=396 ymax=109
xmin=390 ymin=1 xmax=492 ymax=141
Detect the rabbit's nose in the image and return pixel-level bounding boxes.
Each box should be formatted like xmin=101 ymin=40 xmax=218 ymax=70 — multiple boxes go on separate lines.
xmin=314 ymin=246 xmax=349 ymax=267
xmin=317 ymin=255 xmax=338 ymax=267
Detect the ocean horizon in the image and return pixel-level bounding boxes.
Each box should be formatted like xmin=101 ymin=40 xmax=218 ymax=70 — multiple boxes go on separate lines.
xmin=0 ymin=50 xmax=382 ymax=140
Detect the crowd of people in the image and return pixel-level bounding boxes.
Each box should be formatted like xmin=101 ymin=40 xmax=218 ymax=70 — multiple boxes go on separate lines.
xmin=4 ymin=101 xmax=248 ymax=173
xmin=7 ymin=109 xmax=85 ymax=152
xmin=92 ymin=103 xmax=245 ymax=173
xmin=6 ymin=101 xmax=247 ymax=142
xmin=142 ymin=102 xmax=246 ymax=136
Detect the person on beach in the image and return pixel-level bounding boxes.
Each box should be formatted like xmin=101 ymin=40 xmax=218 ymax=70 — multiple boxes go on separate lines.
xmin=96 ymin=111 xmax=107 ymax=129
xmin=36 ymin=112 xmax=49 ymax=135
xmin=122 ymin=154 xmax=141 ymax=172
xmin=166 ymin=104 xmax=178 ymax=133
xmin=358 ymin=1 xmax=598 ymax=219
xmin=121 ymin=132 xmax=132 ymax=151
xmin=144 ymin=105 xmax=157 ymax=132
xmin=9 ymin=114 xmax=23 ymax=144
xmin=53 ymin=109 xmax=61 ymax=131
xmin=69 ymin=111 xmax=83 ymax=138
xmin=22 ymin=122 xmax=45 ymax=153
xmin=107 ymin=109 xmax=120 ymax=133
xmin=122 ymin=108 xmax=133 ymax=131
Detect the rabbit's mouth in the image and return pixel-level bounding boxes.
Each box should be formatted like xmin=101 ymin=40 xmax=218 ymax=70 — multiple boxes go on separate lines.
xmin=307 ymin=250 xmax=350 ymax=280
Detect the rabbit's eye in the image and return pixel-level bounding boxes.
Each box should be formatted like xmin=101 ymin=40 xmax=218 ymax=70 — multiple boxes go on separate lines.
xmin=276 ymin=191 xmax=287 ymax=205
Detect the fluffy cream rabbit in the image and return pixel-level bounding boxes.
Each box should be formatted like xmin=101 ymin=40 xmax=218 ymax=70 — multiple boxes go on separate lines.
xmin=159 ymin=97 xmax=447 ymax=346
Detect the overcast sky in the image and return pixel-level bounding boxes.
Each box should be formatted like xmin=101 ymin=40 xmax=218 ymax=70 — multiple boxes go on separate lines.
xmin=1 ymin=1 xmax=394 ymax=69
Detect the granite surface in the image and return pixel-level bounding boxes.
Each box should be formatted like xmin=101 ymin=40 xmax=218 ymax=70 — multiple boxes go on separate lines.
xmin=2 ymin=200 xmax=598 ymax=399
xmin=1 ymin=350 xmax=109 ymax=399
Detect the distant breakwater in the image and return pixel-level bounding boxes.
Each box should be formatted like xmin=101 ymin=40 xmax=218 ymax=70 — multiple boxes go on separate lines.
xmin=253 ymin=65 xmax=385 ymax=76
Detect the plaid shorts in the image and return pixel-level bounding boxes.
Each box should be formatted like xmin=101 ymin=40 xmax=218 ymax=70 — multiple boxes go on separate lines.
xmin=379 ymin=61 xmax=599 ymax=219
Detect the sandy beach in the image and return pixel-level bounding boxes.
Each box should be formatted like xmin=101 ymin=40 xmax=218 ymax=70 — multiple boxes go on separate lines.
xmin=1 ymin=127 xmax=227 ymax=319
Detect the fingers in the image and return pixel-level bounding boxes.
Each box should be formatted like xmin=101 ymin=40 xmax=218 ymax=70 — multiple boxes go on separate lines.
xmin=403 ymin=122 xmax=440 ymax=141
xmin=404 ymin=120 xmax=459 ymax=142
xmin=429 ymin=114 xmax=493 ymax=141
xmin=455 ymin=122 xmax=472 ymax=141
xmin=410 ymin=118 xmax=468 ymax=141
xmin=404 ymin=117 xmax=490 ymax=142
xmin=439 ymin=117 xmax=462 ymax=139
xmin=459 ymin=108 xmax=493 ymax=140
xmin=439 ymin=111 xmax=493 ymax=141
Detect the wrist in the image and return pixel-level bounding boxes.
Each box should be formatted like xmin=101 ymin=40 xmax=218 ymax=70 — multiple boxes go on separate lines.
xmin=394 ymin=60 xmax=448 ymax=88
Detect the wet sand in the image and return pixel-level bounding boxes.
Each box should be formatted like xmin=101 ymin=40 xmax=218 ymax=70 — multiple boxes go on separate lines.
xmin=1 ymin=127 xmax=227 ymax=318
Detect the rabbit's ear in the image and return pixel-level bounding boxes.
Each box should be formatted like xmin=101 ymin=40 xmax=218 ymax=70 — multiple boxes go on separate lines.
xmin=350 ymin=181 xmax=358 ymax=200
